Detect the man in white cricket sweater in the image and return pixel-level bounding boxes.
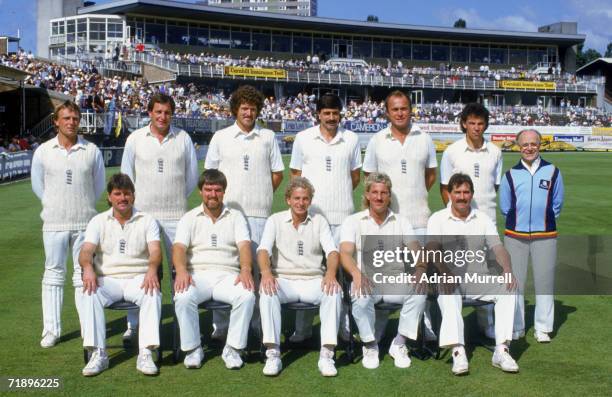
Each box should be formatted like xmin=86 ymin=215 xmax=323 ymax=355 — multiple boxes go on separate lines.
xmin=289 ymin=93 xmax=361 ymax=342
xmin=426 ymin=173 xmax=519 ymax=375
xmin=120 ymin=93 xmax=198 ymax=341
xmin=173 ymin=169 xmax=256 ymax=370
xmin=31 ymin=101 xmax=106 ymax=348
xmin=258 ymin=177 xmax=342 ymax=377
xmin=340 ymin=173 xmax=428 ymax=370
xmin=205 ymin=85 xmax=284 ymax=338
xmin=79 ymin=173 xmax=162 ymax=376
xmin=439 ymin=103 xmax=503 ymax=339
xmin=362 ymin=90 xmax=437 ymax=341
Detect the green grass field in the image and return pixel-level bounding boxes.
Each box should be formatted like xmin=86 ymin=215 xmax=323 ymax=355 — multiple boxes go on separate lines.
xmin=1 ymin=152 xmax=611 ymax=396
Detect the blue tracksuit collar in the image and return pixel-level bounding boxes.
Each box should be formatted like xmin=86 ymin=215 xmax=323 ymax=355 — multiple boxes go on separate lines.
xmin=512 ymin=157 xmax=550 ymax=172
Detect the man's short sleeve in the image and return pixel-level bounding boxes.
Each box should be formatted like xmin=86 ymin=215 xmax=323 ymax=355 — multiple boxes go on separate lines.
xmin=174 ymin=213 xmax=193 ymax=247
xmin=289 ymin=134 xmax=304 ymax=170
xmin=439 ymin=149 xmax=453 ymax=185
xmin=350 ymin=138 xmax=363 ymax=170
xmin=270 ymin=135 xmax=285 ymax=172
xmin=362 ymin=136 xmax=378 ymax=173
xmin=233 ymin=211 xmax=251 ymax=244
xmin=426 ymin=135 xmax=438 ymax=168
xmin=204 ymin=134 xmax=220 ymax=169
xmin=146 ymin=217 xmax=161 ymax=243
xmin=84 ymin=216 xmax=102 ymax=246
xmin=318 ymin=216 xmax=338 ymax=256
xmin=339 ymin=216 xmax=358 ymax=244
xmin=257 ymin=216 xmax=276 ymax=255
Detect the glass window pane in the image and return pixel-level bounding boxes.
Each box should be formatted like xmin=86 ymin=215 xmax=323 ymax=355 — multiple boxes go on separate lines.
xmin=145 ymin=22 xmax=165 ymax=44
xmin=232 ymin=30 xmax=251 ymax=49
xmin=509 ymin=48 xmax=527 ymax=65
xmin=529 ymin=48 xmax=546 ymax=64
xmin=292 ymin=35 xmax=311 ymax=54
xmin=210 ymin=27 xmax=231 ymax=48
xmin=354 ymin=39 xmax=372 ymax=58
xmin=413 ymin=43 xmax=431 ymax=61
xmin=272 ymin=33 xmax=291 ymax=52
xmin=167 ymin=24 xmax=188 ymax=45
xmin=432 ymin=44 xmax=449 ymax=61
xmin=490 ymin=47 xmax=507 ymax=64
xmin=451 ymin=45 xmax=468 ymax=62
xmin=252 ymin=32 xmax=270 ymax=51
xmin=190 ymin=27 xmax=209 ymax=46
xmin=392 ymin=42 xmax=411 ymax=60
xmin=471 ymin=46 xmax=489 ymax=63
xmin=313 ymin=37 xmax=332 ymax=57
xmin=373 ymin=41 xmax=391 ymax=58
xmin=67 ymin=21 xmax=75 ymax=33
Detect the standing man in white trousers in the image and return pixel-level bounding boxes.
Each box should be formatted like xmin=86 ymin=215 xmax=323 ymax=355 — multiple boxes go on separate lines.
xmin=31 ymin=100 xmax=106 ymax=348
xmin=79 ymin=173 xmax=162 ymax=376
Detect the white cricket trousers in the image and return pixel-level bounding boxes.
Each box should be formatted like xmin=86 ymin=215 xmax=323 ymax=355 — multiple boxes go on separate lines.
xmin=260 ymin=277 xmax=341 ymax=347
xmin=352 ymin=291 xmax=427 ymax=344
xmin=41 ymin=230 xmax=85 ymax=338
xmin=437 ymin=292 xmax=516 ymax=347
xmin=174 ymin=270 xmax=256 ymax=351
xmin=505 ymin=236 xmax=557 ymax=334
xmin=81 ymin=274 xmax=161 ymax=349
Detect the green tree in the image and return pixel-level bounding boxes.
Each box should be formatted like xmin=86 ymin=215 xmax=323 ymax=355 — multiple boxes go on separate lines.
xmin=576 ymin=43 xmax=602 ymax=68
xmin=453 ymin=18 xmax=467 ymax=28
xmin=605 ymin=42 xmax=612 ymax=58
xmin=366 ymin=15 xmax=379 ymax=22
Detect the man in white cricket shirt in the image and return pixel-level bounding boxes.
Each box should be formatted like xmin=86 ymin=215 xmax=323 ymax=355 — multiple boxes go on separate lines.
xmin=258 ymin=177 xmax=342 ymax=377
xmin=31 ymin=100 xmax=106 ymax=348
xmin=289 ymin=93 xmax=361 ymax=342
xmin=340 ymin=172 xmax=428 ymax=370
xmin=439 ymin=103 xmax=503 ymax=338
xmin=121 ymin=93 xmax=199 ymax=341
xmin=427 ymin=173 xmax=519 ymax=375
xmin=79 ymin=173 xmax=162 ymax=376
xmin=173 ymin=169 xmax=256 ymax=370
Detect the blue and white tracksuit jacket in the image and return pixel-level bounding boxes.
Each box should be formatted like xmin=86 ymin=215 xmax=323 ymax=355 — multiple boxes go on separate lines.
xmin=499 ymin=158 xmax=564 ymax=239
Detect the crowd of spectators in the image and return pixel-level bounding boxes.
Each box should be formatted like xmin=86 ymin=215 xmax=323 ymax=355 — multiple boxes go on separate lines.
xmin=2 ymin=50 xmax=610 ymax=128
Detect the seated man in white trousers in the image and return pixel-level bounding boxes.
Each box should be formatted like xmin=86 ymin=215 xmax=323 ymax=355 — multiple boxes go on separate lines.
xmin=340 ymin=172 xmax=428 ymax=369
xmin=426 ymin=173 xmax=519 ymax=375
xmin=79 ymin=173 xmax=162 ymax=376
xmin=173 ymin=169 xmax=256 ymax=370
xmin=258 ymin=177 xmax=342 ymax=377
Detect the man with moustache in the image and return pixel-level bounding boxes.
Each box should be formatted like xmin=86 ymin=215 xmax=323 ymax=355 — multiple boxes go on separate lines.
xmin=31 ymin=100 xmax=106 ymax=348
xmin=173 ymin=169 xmax=256 ymax=370
xmin=79 ymin=173 xmax=162 ymax=376
xmin=289 ymin=93 xmax=361 ymax=341
xmin=120 ymin=93 xmax=199 ymax=342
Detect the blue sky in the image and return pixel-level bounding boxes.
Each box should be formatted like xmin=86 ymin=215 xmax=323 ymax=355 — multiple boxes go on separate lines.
xmin=2 ymin=0 xmax=611 ymax=54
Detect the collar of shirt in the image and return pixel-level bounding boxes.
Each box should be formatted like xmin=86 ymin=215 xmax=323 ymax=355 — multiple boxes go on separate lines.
xmin=104 ymin=207 xmax=143 ymax=225
xmin=461 ymin=137 xmax=490 ymax=153
xmin=445 ymin=206 xmax=478 ymax=223
xmin=51 ymin=135 xmax=87 ymax=152
xmin=314 ymin=126 xmax=344 ymax=145
xmin=196 ymin=204 xmax=231 ymax=220
xmin=383 ymin=125 xmax=420 ymax=141
xmin=232 ymin=122 xmax=261 ymax=139
xmin=146 ymin=125 xmax=177 ymax=142
xmin=359 ymin=208 xmax=397 ymax=226
xmin=283 ymin=209 xmax=313 ymax=226
xmin=520 ymin=156 xmax=541 ymax=175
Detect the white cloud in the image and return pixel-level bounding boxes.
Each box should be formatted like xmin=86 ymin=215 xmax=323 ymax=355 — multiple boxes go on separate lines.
xmin=438 ymin=7 xmax=538 ymax=32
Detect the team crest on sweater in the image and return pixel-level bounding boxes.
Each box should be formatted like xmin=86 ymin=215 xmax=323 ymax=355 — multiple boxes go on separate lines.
xmin=539 ymin=179 xmax=551 ymax=190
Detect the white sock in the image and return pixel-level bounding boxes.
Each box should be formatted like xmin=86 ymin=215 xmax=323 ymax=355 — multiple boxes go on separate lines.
xmin=393 ymin=334 xmax=407 ymax=346
xmin=320 ymin=345 xmax=334 ymax=357
xmin=496 ymin=343 xmax=509 ymax=353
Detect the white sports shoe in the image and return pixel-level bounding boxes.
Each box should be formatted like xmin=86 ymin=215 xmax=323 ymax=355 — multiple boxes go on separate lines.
xmin=361 ymin=345 xmax=380 ymax=369
xmin=40 ymin=333 xmax=59 ymax=348
xmin=492 ymin=347 xmax=519 ymax=373
xmin=388 ymin=342 xmax=411 ymax=368
xmin=262 ymin=350 xmax=282 ymax=376
xmin=451 ymin=347 xmax=469 ymax=375
xmin=184 ymin=346 xmax=204 ymax=369
xmin=222 ymin=345 xmax=243 ymax=369
xmin=317 ymin=349 xmax=337 ymax=377
xmin=82 ymin=349 xmax=109 ymax=377
xmin=534 ymin=330 xmax=551 ymax=343
xmin=136 ymin=348 xmax=159 ymax=375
